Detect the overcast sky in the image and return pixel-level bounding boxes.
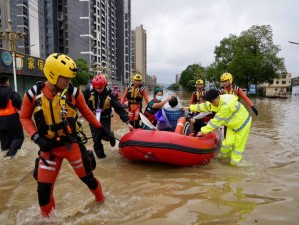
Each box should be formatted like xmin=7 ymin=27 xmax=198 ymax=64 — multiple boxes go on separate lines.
xmin=131 ymin=0 xmax=299 ymax=84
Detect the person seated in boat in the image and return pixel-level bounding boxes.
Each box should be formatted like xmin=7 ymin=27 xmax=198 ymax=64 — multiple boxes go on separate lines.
xmin=142 ymin=87 xmax=173 ymax=129
xmin=188 ymin=111 xmax=214 ymax=136
xmin=182 ymin=89 xmax=252 ymax=166
xmin=161 ymin=96 xmax=184 ymax=131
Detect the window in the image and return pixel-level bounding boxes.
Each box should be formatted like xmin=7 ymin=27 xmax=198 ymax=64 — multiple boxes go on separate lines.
xmin=282 ymin=81 xmax=286 ymax=84
xmin=276 ymin=81 xmax=279 ymax=84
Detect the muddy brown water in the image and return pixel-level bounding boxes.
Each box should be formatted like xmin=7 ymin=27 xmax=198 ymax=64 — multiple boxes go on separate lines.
xmin=1 ymin=92 xmax=299 ymax=225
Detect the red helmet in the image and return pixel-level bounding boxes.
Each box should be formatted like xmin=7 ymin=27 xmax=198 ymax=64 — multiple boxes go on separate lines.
xmin=113 ymin=85 xmax=118 ymax=89
xmin=92 ymin=74 xmax=107 ymax=88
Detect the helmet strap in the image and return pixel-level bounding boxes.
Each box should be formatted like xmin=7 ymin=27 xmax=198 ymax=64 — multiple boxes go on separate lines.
xmin=54 ymin=84 xmax=64 ymax=92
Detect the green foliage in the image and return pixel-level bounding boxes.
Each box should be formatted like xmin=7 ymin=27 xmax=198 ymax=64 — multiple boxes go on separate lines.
xmin=208 ymin=25 xmax=286 ymax=89
xmin=72 ymin=58 xmax=93 ymax=86
xmin=179 ymin=64 xmax=205 ymax=91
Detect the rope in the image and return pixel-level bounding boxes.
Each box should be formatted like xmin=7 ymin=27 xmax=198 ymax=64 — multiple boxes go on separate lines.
xmin=115 ymin=137 xmax=157 ymax=159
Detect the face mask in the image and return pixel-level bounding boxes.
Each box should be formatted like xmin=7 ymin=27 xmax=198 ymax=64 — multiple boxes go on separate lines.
xmin=156 ymin=96 xmax=164 ymax=101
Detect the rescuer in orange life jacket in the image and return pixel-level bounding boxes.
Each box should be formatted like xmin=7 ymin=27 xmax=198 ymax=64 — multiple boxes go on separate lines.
xmin=219 ymin=72 xmax=258 ymax=116
xmin=188 ymin=79 xmax=211 ymax=135
xmin=20 ymin=53 xmax=114 ymax=217
xmin=84 ymin=74 xmax=133 ymax=158
xmin=0 ymin=75 xmax=24 ymax=158
xmin=121 ymin=74 xmax=149 ymax=128
xmin=190 ymin=79 xmax=206 ymax=104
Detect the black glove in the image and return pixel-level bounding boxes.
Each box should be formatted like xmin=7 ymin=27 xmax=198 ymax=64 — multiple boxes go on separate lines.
xmin=251 ymin=106 xmax=258 ymax=116
xmin=101 ymin=127 xmax=115 ymax=142
xmin=31 ymin=133 xmax=53 ymax=152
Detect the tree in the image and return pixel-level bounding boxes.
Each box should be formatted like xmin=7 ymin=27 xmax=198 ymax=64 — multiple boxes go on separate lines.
xmin=179 ymin=64 xmax=205 ymax=91
xmin=209 ymin=25 xmax=286 ymax=88
xmin=72 ymin=58 xmax=93 ymax=86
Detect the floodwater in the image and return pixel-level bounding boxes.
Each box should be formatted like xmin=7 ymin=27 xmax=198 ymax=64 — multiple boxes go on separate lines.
xmin=1 ymin=92 xmax=299 ymax=225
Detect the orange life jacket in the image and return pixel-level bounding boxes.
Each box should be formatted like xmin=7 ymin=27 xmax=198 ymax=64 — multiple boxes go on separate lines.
xmin=0 ymin=99 xmax=18 ymax=116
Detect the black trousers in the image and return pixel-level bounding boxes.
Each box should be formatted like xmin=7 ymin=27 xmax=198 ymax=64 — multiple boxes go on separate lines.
xmin=89 ymin=118 xmax=111 ymax=157
xmin=193 ymin=119 xmax=207 ymax=134
xmin=0 ymin=113 xmax=24 ymax=156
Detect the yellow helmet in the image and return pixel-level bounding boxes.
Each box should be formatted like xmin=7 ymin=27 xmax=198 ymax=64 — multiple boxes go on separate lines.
xmin=195 ymin=79 xmax=204 ymax=85
xmin=220 ymin=72 xmax=233 ymax=83
xmin=43 ymin=53 xmax=78 ymax=85
xmin=133 ymin=74 xmax=143 ymax=81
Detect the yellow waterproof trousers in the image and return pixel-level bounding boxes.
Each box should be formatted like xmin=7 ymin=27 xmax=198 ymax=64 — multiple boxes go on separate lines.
xmin=220 ymin=117 xmax=252 ymax=165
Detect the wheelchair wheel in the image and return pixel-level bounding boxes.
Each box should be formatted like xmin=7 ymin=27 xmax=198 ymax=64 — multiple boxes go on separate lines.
xmin=183 ymin=121 xmax=192 ymax=135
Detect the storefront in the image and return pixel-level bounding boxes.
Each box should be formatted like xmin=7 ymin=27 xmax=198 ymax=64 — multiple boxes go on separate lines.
xmin=0 ymin=48 xmax=45 ymax=96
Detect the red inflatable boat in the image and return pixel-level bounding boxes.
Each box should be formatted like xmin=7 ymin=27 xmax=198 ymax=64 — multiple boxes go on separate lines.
xmin=119 ymin=129 xmax=221 ymax=166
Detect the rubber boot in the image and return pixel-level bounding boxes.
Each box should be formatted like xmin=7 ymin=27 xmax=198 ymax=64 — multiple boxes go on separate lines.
xmin=95 ymin=144 xmax=106 ymax=158
xmin=40 ymin=204 xmax=53 ymax=217
xmin=40 ymin=196 xmax=55 ymax=218
xmin=90 ymin=179 xmax=104 ymax=203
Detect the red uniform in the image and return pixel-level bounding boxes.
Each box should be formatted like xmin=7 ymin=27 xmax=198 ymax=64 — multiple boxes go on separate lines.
xmin=220 ymin=84 xmax=254 ymax=108
xmin=121 ymin=84 xmax=149 ymax=128
xmin=20 ymin=82 xmax=104 ymax=217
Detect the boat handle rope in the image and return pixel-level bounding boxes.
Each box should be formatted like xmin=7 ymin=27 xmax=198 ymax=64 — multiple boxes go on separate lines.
xmin=84 ymin=135 xmax=157 ymax=159
xmin=77 ymin=117 xmax=156 ymax=158
xmin=114 ymin=137 xmax=157 ymax=159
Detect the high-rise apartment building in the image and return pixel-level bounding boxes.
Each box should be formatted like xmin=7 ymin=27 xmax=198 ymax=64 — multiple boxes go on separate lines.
xmin=130 ymin=30 xmax=135 ymax=77
xmin=62 ymin=0 xmax=117 ymax=78
xmin=38 ymin=0 xmax=130 ymax=83
xmin=116 ymin=0 xmax=131 ymax=83
xmin=1 ymin=0 xmax=131 ymax=86
xmin=133 ymin=25 xmax=147 ymax=83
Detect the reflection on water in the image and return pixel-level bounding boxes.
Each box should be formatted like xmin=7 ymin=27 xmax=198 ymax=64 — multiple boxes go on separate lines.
xmin=1 ymin=93 xmax=299 ymax=225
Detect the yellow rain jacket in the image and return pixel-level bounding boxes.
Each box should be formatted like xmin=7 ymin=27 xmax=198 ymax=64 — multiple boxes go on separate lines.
xmin=190 ymin=94 xmax=252 ymax=165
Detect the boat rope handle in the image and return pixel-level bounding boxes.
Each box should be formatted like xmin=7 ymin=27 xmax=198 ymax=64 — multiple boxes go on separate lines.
xmin=115 ymin=137 xmax=157 ymax=159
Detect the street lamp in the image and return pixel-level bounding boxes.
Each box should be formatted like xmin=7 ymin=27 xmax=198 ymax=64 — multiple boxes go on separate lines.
xmin=289 ymin=41 xmax=299 ymax=45
xmin=0 ymin=20 xmax=26 ymax=92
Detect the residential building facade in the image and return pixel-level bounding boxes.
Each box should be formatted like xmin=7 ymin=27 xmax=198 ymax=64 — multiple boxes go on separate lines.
xmin=116 ymin=0 xmax=131 ymax=85
xmin=259 ymin=73 xmax=292 ymax=98
xmin=0 ymin=0 xmax=132 ymax=93
xmin=0 ymin=0 xmax=30 ymax=54
xmin=133 ymin=25 xmax=147 ymax=84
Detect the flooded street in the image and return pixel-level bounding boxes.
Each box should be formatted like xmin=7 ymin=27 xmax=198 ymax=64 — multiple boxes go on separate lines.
xmin=1 ymin=93 xmax=299 ymax=225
